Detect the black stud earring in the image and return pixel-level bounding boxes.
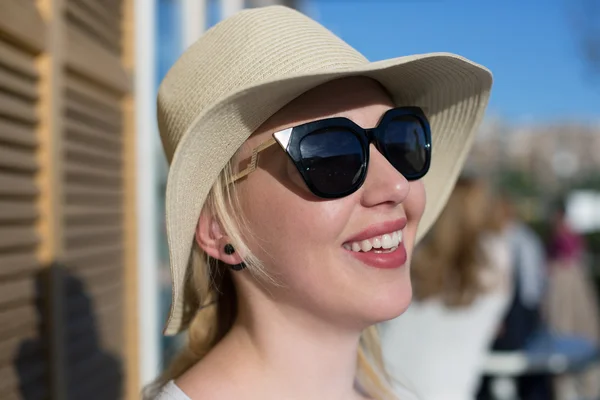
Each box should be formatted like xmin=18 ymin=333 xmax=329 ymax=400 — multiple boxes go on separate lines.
xmin=223 ymin=244 xmax=246 ymax=271
xmin=224 ymin=243 xmax=235 ymax=255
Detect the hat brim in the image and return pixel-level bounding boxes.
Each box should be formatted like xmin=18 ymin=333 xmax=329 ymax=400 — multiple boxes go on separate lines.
xmin=163 ymin=52 xmax=492 ymax=335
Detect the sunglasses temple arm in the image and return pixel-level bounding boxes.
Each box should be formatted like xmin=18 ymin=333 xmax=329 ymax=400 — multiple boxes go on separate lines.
xmin=229 ymin=137 xmax=278 ymax=184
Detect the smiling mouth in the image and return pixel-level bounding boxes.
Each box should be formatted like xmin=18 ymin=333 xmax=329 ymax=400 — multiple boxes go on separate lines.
xmin=343 ymin=229 xmax=403 ymax=253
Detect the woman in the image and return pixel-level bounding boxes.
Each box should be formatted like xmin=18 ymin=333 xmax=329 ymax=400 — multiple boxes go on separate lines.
xmin=380 ymin=177 xmax=512 ymax=400
xmin=148 ymin=6 xmax=492 ymax=400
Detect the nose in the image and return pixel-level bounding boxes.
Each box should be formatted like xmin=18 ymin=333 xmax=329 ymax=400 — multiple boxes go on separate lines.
xmin=359 ymin=144 xmax=410 ymax=208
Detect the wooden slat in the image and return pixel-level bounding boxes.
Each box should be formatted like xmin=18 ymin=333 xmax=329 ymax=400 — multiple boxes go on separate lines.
xmin=0 ymin=118 xmax=37 ymax=147
xmin=0 ymin=200 xmax=37 ymax=222
xmin=0 ymin=0 xmax=46 ymax=53
xmin=63 ymin=243 xmax=122 ymax=268
xmin=0 ymin=118 xmax=37 ymax=148
xmin=65 ymin=73 xmax=121 ymax=112
xmin=0 ymin=172 xmax=37 ymax=196
xmin=0 ymin=144 xmax=37 ymax=172
xmin=65 ymin=119 xmax=122 ymax=151
xmin=74 ymin=0 xmax=121 ymax=30
xmin=66 ymin=96 xmax=122 ymax=132
xmin=84 ymin=280 xmax=122 ymax=300
xmin=65 ymin=225 xmax=121 ymax=240
xmin=0 ymin=67 xmax=37 ymax=100
xmin=0 ymin=92 xmax=37 ymax=123
xmin=97 ymin=0 xmax=123 ymax=18
xmin=0 ymin=305 xmax=37 ymax=339
xmin=69 ymin=259 xmax=122 ymax=277
xmin=65 ymin=25 xmax=130 ymax=93
xmin=0 ymin=364 xmax=19 ymax=395
xmin=0 ymin=252 xmax=39 ymax=277
xmin=79 ymin=285 xmax=122 ymax=319
xmin=71 ymin=265 xmax=123 ymax=291
xmin=73 ymin=282 xmax=123 ymax=304
xmin=65 ymin=206 xmax=122 ymax=226
xmin=65 ymin=161 xmax=123 ymax=186
xmin=66 ymin=184 xmax=123 ymax=207
xmin=66 ymin=185 xmax=123 ymax=197
xmin=65 ymin=226 xmax=122 ymax=249
xmin=66 ymin=1 xmax=121 ymax=53
xmin=66 ymin=237 xmax=122 ymax=253
xmin=0 ymin=40 xmax=38 ymax=79
xmin=65 ymin=138 xmax=123 ymax=168
xmin=71 ymin=268 xmax=123 ymax=296
xmin=0 ymin=279 xmax=34 ymax=306
xmin=0 ymin=226 xmax=38 ymax=251
xmin=65 ymin=195 xmax=121 ymax=210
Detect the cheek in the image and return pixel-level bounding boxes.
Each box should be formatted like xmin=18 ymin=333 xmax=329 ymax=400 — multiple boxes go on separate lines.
xmin=238 ymin=172 xmax=353 ymax=269
xmin=404 ymin=180 xmax=426 ymax=256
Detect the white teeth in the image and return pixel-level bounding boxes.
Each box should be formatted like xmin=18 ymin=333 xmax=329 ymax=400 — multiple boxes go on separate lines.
xmin=381 ymin=234 xmax=393 ymax=249
xmin=344 ymin=229 xmax=404 ymax=253
xmin=391 ymin=231 xmax=400 ymax=248
xmin=360 ymin=240 xmax=372 ymax=252
xmin=372 ymin=237 xmax=382 ymax=249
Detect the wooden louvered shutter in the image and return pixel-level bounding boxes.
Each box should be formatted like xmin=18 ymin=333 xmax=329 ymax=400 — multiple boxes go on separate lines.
xmin=0 ymin=2 xmax=49 ymax=400
xmin=0 ymin=0 xmax=138 ymax=399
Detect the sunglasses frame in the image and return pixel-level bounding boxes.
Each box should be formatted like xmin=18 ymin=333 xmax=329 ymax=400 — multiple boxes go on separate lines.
xmin=231 ymin=106 xmax=432 ymax=199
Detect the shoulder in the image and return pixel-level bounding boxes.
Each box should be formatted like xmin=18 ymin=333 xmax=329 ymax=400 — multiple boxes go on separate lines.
xmin=174 ymin=354 xmax=256 ymax=400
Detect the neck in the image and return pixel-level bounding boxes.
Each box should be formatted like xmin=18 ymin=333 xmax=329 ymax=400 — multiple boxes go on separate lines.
xmin=222 ymin=299 xmax=367 ymax=400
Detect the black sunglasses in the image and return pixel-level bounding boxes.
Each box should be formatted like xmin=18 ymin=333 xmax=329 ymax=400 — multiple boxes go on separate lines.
xmin=231 ymin=106 xmax=432 ymax=198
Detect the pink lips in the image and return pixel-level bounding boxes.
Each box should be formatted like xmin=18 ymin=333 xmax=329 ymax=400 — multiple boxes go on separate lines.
xmin=343 ymin=218 xmax=408 ymax=270
xmin=344 ymin=218 xmax=407 ymax=243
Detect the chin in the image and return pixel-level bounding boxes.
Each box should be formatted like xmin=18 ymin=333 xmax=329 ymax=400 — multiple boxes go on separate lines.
xmin=358 ymin=274 xmax=413 ymax=325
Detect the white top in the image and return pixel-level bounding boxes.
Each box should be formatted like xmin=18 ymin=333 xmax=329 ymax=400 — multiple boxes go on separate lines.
xmin=152 ymin=379 xmax=420 ymax=400
xmin=380 ymin=234 xmax=513 ymax=400
xmin=153 ymin=381 xmax=191 ymax=400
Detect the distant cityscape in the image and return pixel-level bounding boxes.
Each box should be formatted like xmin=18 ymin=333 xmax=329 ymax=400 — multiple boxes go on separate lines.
xmin=468 ymin=119 xmax=600 ymax=192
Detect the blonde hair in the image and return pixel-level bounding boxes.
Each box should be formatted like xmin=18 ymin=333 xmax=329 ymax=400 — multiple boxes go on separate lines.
xmin=146 ymin=161 xmax=400 ymax=399
xmin=411 ymin=177 xmax=505 ymax=307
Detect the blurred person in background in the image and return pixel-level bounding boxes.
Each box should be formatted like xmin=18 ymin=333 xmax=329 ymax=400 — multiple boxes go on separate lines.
xmin=380 ymin=177 xmax=513 ymax=400
xmin=143 ymin=6 xmax=493 ymax=400
xmin=545 ymin=199 xmax=600 ymax=399
xmin=477 ymin=192 xmax=552 ymax=400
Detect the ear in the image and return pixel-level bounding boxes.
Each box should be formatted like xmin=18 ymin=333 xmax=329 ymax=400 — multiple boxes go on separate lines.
xmin=195 ymin=209 xmax=244 ymax=265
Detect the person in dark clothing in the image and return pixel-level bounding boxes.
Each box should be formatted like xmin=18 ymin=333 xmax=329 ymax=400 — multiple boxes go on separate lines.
xmin=477 ymin=194 xmax=553 ymax=400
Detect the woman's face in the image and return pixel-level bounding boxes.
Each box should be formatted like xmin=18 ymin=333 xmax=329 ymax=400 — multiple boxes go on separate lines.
xmin=234 ymin=77 xmax=426 ymax=329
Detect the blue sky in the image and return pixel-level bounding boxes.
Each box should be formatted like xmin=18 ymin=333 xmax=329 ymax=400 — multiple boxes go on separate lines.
xmin=157 ymin=0 xmax=599 ymax=125
xmin=302 ymin=0 xmax=599 ymax=124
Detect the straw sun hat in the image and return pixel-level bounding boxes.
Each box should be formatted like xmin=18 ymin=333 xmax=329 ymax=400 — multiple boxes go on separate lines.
xmin=157 ymin=5 xmax=493 ymax=335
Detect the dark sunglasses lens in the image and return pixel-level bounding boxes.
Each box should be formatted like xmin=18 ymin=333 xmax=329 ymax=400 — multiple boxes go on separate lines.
xmin=382 ymin=116 xmax=429 ymax=179
xmin=299 ymin=129 xmax=365 ymax=195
